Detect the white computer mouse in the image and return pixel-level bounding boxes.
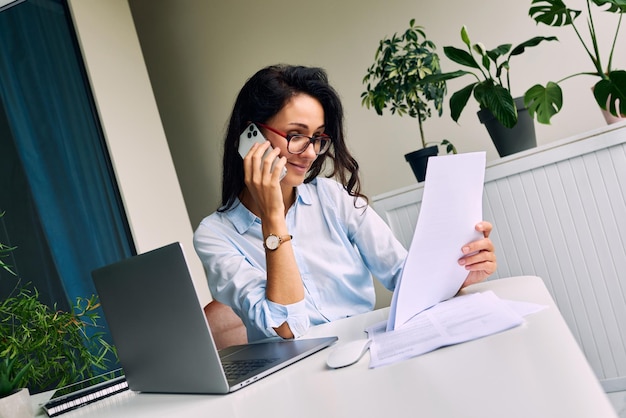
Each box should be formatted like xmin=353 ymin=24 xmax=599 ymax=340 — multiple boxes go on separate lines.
xmin=326 ymin=338 xmax=371 ymax=369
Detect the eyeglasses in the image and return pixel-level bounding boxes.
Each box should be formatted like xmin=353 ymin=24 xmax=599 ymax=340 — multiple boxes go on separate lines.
xmin=255 ymin=122 xmax=332 ymax=155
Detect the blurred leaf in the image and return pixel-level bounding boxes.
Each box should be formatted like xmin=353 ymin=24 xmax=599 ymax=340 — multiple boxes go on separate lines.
xmin=591 ymin=0 xmax=626 ymax=13
xmin=444 ymin=46 xmax=480 ymax=68
xmin=593 ymin=70 xmax=626 ymax=116
xmin=475 ymin=82 xmax=517 ymax=128
xmin=529 ymin=0 xmax=581 ymax=26
xmin=449 ymin=83 xmax=476 ymax=122
xmin=460 ymin=25 xmax=471 ymax=47
xmin=524 ymin=82 xmax=563 ymax=124
xmin=510 ymin=36 xmax=558 ymax=56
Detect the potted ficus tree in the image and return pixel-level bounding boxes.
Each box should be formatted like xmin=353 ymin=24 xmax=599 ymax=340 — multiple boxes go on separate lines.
xmin=526 ymin=0 xmax=626 ymax=124
xmin=361 ymin=19 xmax=456 ymax=182
xmin=420 ymin=26 xmax=558 ymax=157
xmin=0 ymin=213 xmax=116 ymax=418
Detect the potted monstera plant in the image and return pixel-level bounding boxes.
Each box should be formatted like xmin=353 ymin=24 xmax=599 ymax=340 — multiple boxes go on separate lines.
xmin=526 ymin=0 xmax=626 ymax=124
xmin=420 ymin=26 xmax=558 ymax=157
xmin=361 ymin=19 xmax=456 ymax=182
xmin=0 ymin=213 xmax=115 ymax=418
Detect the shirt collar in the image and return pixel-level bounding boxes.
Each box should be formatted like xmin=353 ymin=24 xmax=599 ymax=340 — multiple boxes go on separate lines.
xmin=226 ymin=199 xmax=257 ymax=234
xmin=297 ymin=180 xmax=314 ymax=206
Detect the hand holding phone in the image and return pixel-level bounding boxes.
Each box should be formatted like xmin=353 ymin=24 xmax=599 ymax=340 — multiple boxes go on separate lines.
xmin=238 ymin=123 xmax=287 ymax=180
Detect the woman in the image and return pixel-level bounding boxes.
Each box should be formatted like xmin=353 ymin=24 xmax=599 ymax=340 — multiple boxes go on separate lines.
xmin=193 ymin=64 xmax=496 ymax=342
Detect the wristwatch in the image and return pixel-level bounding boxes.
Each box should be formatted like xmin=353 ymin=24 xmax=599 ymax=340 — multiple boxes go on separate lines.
xmin=263 ymin=234 xmax=292 ymax=251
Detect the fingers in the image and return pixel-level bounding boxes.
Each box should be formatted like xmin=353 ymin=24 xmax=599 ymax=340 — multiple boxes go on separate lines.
xmin=242 ymin=141 xmax=267 ymax=183
xmin=243 ymin=141 xmax=282 ymax=182
xmin=461 ymin=236 xmax=494 ymax=257
xmin=460 ymin=230 xmax=496 ymax=264
xmin=458 ymin=243 xmax=496 ymax=268
xmin=475 ymin=221 xmax=492 ymax=238
xmin=461 ymin=257 xmax=497 ymax=274
xmin=459 ymin=254 xmax=497 ymax=289
xmin=458 ymin=221 xmax=497 ymax=287
xmin=242 ymin=142 xmax=286 ymax=218
xmin=271 ymin=155 xmax=287 ymax=181
xmin=460 ymin=221 xmax=494 ymax=257
xmin=461 ymin=268 xmax=494 ymax=288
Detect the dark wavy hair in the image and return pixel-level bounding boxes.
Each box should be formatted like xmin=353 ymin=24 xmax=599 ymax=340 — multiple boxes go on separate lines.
xmin=219 ymin=64 xmax=365 ymax=211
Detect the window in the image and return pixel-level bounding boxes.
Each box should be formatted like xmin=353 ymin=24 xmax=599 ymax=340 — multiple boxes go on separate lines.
xmin=0 ymin=0 xmax=134 ymax=358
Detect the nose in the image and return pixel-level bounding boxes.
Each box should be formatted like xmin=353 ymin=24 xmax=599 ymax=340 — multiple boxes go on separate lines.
xmin=300 ymin=142 xmax=318 ymax=159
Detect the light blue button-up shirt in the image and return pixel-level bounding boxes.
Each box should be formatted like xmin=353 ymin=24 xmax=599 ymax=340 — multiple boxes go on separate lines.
xmin=193 ymin=177 xmax=407 ymax=342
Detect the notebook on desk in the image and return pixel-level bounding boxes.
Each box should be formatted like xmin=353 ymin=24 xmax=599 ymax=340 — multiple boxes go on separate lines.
xmin=92 ymin=242 xmax=337 ymax=394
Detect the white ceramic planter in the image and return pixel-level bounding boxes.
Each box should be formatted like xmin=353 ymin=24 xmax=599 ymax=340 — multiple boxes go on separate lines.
xmin=593 ymin=87 xmax=625 ymax=124
xmin=601 ymin=108 xmax=626 ymax=124
xmin=0 ymin=388 xmax=33 ymax=418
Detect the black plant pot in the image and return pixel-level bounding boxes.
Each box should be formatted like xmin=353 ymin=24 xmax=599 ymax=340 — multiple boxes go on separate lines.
xmin=477 ymin=97 xmax=537 ymax=157
xmin=404 ymin=145 xmax=438 ymax=182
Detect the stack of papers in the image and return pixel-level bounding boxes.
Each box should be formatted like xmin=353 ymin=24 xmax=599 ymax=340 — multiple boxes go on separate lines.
xmin=367 ymin=291 xmax=545 ymax=368
xmin=387 ymin=152 xmax=486 ymax=331
xmin=370 ymin=152 xmax=546 ymax=368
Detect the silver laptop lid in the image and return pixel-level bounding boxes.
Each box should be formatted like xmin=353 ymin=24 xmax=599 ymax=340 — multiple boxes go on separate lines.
xmin=93 ymin=242 xmax=230 ymax=393
xmin=92 ymin=242 xmax=337 ymax=394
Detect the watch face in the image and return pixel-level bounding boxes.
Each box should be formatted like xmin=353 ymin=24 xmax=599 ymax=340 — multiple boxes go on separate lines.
xmin=265 ymin=234 xmax=280 ymax=250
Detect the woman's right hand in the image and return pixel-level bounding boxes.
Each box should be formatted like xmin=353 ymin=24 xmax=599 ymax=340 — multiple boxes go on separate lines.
xmin=242 ymin=141 xmax=287 ymax=219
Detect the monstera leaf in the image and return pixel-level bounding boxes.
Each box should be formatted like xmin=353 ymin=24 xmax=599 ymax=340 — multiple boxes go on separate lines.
xmin=529 ymin=0 xmax=626 ymax=122
xmin=524 ymin=82 xmax=564 ymax=124
xmin=593 ymin=70 xmax=626 ymax=117
xmin=529 ymin=0 xmax=582 ymax=26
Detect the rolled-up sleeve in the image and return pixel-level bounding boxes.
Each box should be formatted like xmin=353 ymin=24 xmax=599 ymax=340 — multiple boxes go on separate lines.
xmin=265 ymin=299 xmax=310 ymax=338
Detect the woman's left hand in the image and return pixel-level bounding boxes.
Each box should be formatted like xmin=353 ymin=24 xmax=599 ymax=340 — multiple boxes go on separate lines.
xmin=458 ymin=221 xmax=497 ymax=288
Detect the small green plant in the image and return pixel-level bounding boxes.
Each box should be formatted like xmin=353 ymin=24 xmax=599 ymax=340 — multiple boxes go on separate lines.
xmin=526 ymin=0 xmax=626 ymax=120
xmin=0 ymin=284 xmax=115 ymax=396
xmin=0 ymin=213 xmax=116 ymax=397
xmin=361 ymin=19 xmax=456 ymax=154
xmin=0 ymin=357 xmax=31 ymax=398
xmin=420 ymin=26 xmax=558 ymax=128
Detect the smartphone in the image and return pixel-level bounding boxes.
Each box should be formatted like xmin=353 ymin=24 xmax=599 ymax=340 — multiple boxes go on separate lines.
xmin=238 ymin=123 xmax=287 ymax=180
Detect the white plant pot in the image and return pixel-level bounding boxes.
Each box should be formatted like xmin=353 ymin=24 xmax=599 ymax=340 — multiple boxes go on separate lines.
xmin=0 ymin=388 xmax=34 ymax=418
xmin=601 ymin=107 xmax=626 ymax=124
xmin=593 ymin=86 xmax=626 ymax=124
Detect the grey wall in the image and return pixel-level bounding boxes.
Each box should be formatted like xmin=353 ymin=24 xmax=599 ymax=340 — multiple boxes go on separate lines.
xmin=127 ymin=0 xmax=624 ymax=228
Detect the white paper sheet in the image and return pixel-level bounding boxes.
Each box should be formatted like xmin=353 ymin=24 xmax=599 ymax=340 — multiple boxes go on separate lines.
xmin=387 ymin=152 xmax=486 ymax=331
xmin=368 ymin=291 xmax=538 ymax=368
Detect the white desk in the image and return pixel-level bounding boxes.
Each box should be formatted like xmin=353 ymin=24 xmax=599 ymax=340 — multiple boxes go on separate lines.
xmin=35 ymin=276 xmax=617 ymax=418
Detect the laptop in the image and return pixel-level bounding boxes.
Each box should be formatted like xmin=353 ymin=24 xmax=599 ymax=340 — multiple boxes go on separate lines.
xmin=92 ymin=242 xmax=337 ymax=394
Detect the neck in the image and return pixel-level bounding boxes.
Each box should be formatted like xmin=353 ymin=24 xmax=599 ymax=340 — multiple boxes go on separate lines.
xmin=282 ymin=184 xmax=297 ymax=212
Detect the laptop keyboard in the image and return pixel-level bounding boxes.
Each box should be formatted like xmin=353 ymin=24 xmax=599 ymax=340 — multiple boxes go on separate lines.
xmin=222 ymin=358 xmax=280 ymax=381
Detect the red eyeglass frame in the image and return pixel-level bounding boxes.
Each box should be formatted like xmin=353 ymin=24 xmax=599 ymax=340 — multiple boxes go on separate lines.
xmin=255 ymin=122 xmax=331 ymax=155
